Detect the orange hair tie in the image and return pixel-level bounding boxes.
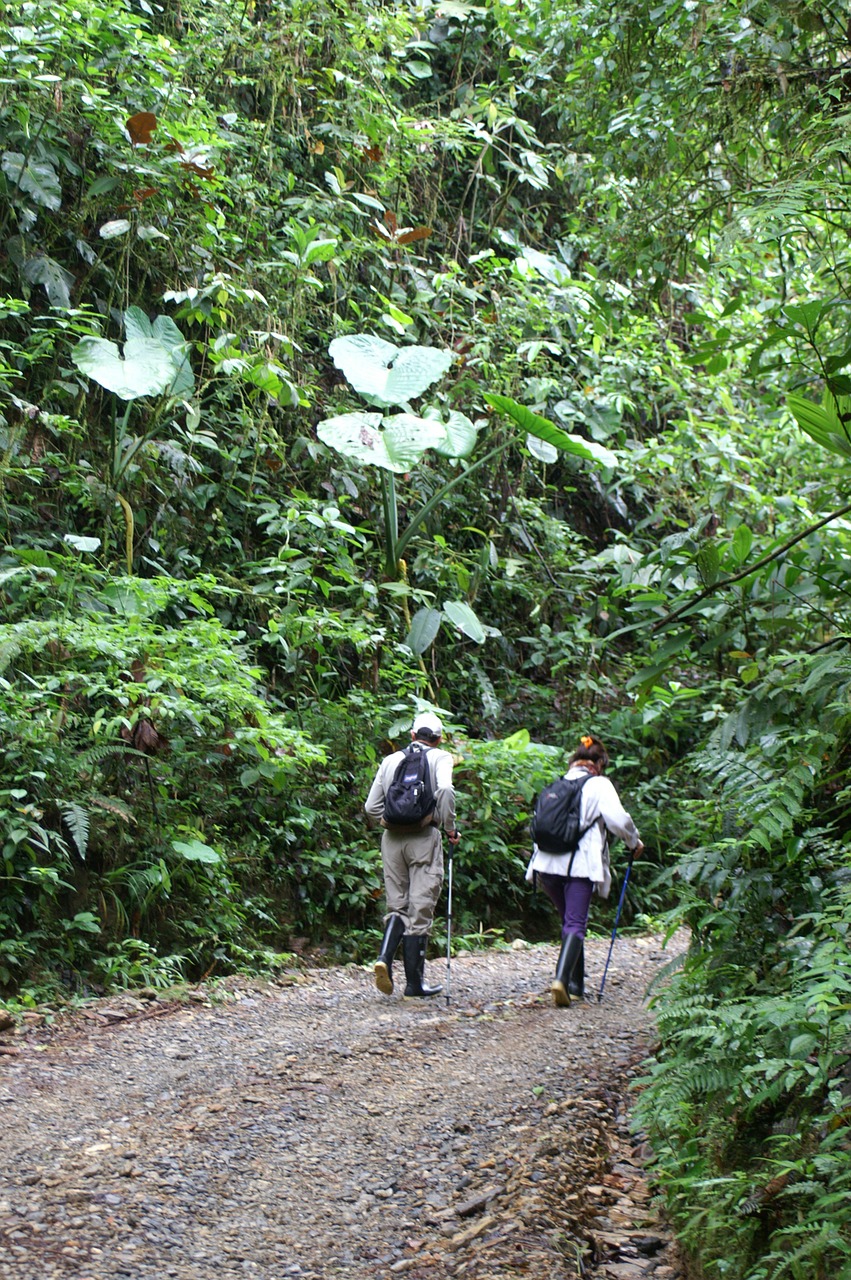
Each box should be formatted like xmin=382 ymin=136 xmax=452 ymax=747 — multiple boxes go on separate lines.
xmin=580 ymin=735 xmax=594 ymax=748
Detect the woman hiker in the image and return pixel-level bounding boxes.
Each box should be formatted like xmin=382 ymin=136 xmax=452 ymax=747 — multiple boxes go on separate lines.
xmin=526 ymin=734 xmax=644 ymax=1007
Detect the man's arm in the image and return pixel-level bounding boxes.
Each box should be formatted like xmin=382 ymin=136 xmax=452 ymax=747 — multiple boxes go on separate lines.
xmin=364 ymin=761 xmax=387 ymax=828
xmin=432 ymin=750 xmax=457 ymax=835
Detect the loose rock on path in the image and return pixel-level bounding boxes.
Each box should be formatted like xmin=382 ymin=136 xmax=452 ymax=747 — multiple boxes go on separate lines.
xmin=1 ymin=932 xmax=687 ymax=1280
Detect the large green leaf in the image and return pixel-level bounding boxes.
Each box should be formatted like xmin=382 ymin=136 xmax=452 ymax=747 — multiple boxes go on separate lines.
xmin=2 ymin=151 xmax=62 ymax=210
xmin=526 ymin=433 xmax=559 ymax=465
xmin=731 ymin=524 xmax=753 ymax=565
xmin=22 ymin=255 xmax=74 ymax=309
xmin=484 ymin=393 xmax=617 ymax=467
xmin=171 ymin=839 xmax=220 ymax=865
xmin=406 ymin=606 xmax=443 ymax=654
xmin=443 ymin=600 xmax=486 ymax=643
xmin=72 ymin=308 xmax=194 ymax=401
xmin=71 ymin=336 xmax=177 ymax=401
xmin=329 ymin=335 xmax=453 ymax=406
xmin=317 ymin=411 xmax=447 ymax=473
xmin=124 ymin=306 xmax=195 ymax=398
xmin=423 ymin=408 xmax=478 ymax=459
xmin=788 ymin=393 xmax=851 ymax=459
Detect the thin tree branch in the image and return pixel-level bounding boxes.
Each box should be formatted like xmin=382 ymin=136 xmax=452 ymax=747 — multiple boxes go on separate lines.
xmin=652 ymin=498 xmax=851 ymax=631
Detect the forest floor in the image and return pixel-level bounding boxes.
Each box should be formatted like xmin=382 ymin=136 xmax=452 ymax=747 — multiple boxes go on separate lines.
xmin=1 ymin=931 xmax=688 ymax=1280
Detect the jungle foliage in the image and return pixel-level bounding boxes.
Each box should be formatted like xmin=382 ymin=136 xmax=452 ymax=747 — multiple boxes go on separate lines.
xmin=2 ymin=0 xmax=851 ymax=1273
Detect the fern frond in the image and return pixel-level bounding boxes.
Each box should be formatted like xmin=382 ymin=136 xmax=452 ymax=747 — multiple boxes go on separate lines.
xmin=0 ymin=637 xmax=22 ymax=674
xmin=89 ymin=795 xmax=135 ymax=824
xmin=766 ymin=1222 xmax=846 ymax=1280
xmin=56 ymin=801 xmax=90 ymax=860
xmin=76 ymin=744 xmax=133 ymax=774
xmin=652 ymin=1062 xmax=742 ymax=1108
xmin=646 ymin=951 xmax=685 ymax=997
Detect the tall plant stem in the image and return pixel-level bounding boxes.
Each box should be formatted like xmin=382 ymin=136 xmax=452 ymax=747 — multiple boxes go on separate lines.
xmin=393 ymin=441 xmax=508 ymax=569
xmin=114 ymin=494 xmax=135 ymax=574
xmin=380 ymin=471 xmax=399 ymax=577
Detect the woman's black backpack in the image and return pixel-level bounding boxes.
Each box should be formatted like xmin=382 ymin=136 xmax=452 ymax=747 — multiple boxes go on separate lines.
xmin=531 ymin=773 xmax=593 ymax=854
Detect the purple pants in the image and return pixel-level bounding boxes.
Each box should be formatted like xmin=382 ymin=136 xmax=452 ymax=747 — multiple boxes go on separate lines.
xmin=538 ymin=873 xmax=594 ymax=941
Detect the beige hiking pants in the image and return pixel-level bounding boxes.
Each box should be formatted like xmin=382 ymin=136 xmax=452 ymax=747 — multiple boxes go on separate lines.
xmin=381 ymin=825 xmax=444 ymax=935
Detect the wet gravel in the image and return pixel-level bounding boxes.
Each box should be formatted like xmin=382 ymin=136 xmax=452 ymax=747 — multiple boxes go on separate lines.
xmin=1 ymin=933 xmax=687 ymax=1280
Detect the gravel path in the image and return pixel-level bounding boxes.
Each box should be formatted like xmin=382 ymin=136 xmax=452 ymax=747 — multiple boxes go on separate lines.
xmin=1 ymin=933 xmax=687 ymax=1280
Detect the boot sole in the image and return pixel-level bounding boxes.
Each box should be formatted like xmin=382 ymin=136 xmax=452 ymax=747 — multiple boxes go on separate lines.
xmin=374 ymin=962 xmax=393 ymax=995
xmin=551 ymin=979 xmax=571 ymax=1008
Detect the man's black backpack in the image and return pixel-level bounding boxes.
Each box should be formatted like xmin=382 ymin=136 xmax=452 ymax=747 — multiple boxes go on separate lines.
xmin=383 ymin=743 xmax=436 ymax=830
xmin=530 ymin=773 xmax=594 ymax=855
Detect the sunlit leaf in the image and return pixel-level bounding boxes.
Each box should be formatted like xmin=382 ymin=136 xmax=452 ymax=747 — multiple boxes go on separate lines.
xmin=71 ymin=335 xmax=176 ymax=401
xmin=99 ymin=219 xmax=132 ymax=239
xmin=443 ymin=600 xmax=486 ymax=643
xmin=406 ymin=606 xmax=442 ymax=654
xmin=484 ymin=393 xmax=617 ymax=467
xmin=788 ymin=393 xmax=851 ymax=459
xmin=731 ymin=525 xmax=753 ymax=565
xmin=421 ymin=407 xmax=478 ymax=458
xmin=526 ymin=433 xmax=559 ymax=464
xmin=314 ymin=409 xmax=435 ymax=476
xmin=171 ymin=839 xmax=220 ymax=864
xmin=329 ymin=335 xmax=453 ymax=406
xmin=63 ymin=534 xmax=101 ymax=554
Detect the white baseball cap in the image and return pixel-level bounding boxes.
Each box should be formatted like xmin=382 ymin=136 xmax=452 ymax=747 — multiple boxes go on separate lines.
xmin=412 ymin=711 xmax=444 ymax=736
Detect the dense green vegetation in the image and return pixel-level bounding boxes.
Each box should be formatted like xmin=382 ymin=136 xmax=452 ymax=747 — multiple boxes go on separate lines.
xmin=2 ymin=0 xmax=851 ymax=1274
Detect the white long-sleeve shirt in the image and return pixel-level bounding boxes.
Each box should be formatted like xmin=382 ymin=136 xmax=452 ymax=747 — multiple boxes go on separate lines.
xmin=525 ymin=765 xmax=640 ymax=898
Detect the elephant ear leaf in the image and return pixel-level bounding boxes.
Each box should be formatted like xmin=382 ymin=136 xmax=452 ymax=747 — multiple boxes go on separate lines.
xmin=71 ymin=335 xmax=176 ymax=401
xmin=316 ymin=412 xmax=449 ymax=473
xmin=484 ymin=393 xmax=617 ymax=467
xmin=420 ymin=407 xmax=478 ymax=459
xmin=329 ymin=335 xmax=453 ymax=406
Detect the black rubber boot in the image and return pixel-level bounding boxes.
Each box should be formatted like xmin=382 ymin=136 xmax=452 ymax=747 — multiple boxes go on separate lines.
xmin=402 ymin=934 xmax=442 ymax=998
xmin=374 ymin=913 xmax=406 ymax=995
xmin=551 ymin=933 xmax=584 ymax=1008
xmin=568 ymin=940 xmax=586 ymax=1000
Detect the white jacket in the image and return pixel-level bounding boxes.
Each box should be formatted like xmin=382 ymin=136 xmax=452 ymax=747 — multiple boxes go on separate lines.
xmin=525 ymin=765 xmax=640 ymax=898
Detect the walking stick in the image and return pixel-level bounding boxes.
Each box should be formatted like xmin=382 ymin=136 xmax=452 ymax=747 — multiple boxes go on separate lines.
xmin=598 ymin=849 xmax=635 ymax=1003
xmin=445 ymin=848 xmax=454 ymax=1006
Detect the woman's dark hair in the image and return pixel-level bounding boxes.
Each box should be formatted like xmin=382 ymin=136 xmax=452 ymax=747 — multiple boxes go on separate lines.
xmin=569 ymin=734 xmax=609 ymax=773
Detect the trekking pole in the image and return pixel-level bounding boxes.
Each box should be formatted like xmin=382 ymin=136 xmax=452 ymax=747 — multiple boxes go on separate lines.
xmin=445 ymin=848 xmax=454 ymax=1006
xmin=598 ymin=849 xmax=635 ymax=1003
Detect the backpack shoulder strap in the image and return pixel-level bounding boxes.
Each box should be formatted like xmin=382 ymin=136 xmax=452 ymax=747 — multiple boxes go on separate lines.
xmin=565 ymin=773 xmax=597 ymax=876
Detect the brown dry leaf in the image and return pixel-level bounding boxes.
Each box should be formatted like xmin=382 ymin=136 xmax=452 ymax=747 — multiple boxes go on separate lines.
xmin=180 ymin=160 xmax=215 ymax=179
xmin=127 ymin=111 xmax=158 ymax=145
xmin=396 ymin=226 xmax=432 ymax=245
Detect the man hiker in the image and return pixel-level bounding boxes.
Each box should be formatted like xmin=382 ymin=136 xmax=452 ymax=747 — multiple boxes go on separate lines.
xmin=365 ymin=711 xmax=460 ymax=998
